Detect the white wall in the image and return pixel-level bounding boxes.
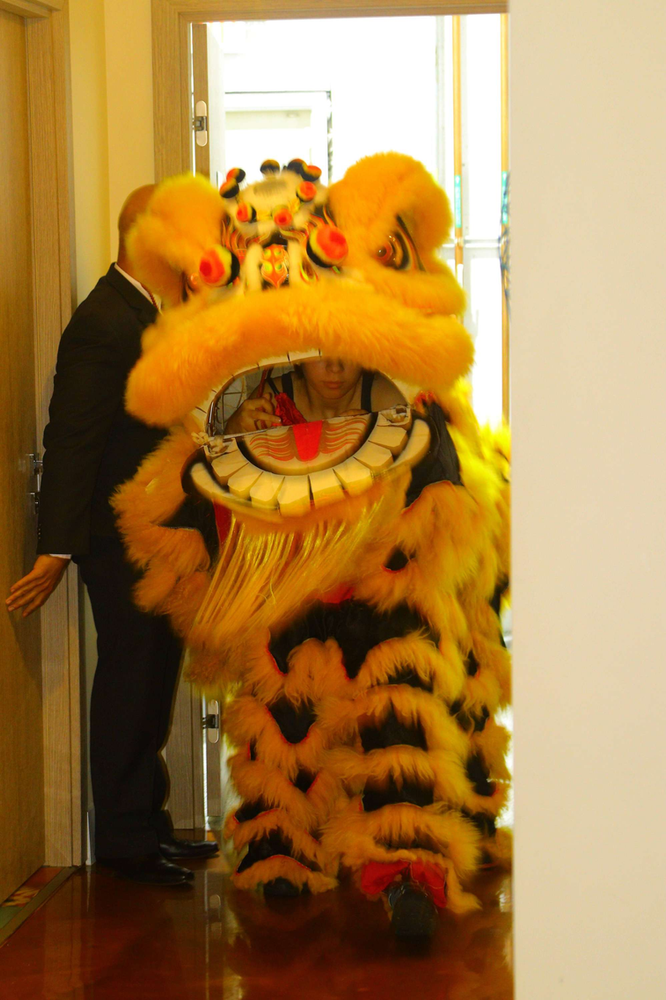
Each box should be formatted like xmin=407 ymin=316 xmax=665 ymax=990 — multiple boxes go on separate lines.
xmin=511 ymin=2 xmax=666 ymax=998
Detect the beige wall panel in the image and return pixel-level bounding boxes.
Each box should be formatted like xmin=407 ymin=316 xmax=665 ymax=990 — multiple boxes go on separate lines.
xmin=69 ymin=0 xmax=111 ymax=299
xmin=104 ymin=0 xmax=155 ymax=260
xmin=511 ymin=1 xmax=666 ymax=997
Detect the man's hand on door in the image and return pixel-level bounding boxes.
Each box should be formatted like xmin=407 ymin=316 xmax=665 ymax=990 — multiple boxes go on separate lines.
xmin=5 ymin=555 xmax=69 ymax=617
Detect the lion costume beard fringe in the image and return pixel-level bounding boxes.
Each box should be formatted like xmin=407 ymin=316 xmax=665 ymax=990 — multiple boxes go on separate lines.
xmin=113 ymin=152 xmax=511 ymax=927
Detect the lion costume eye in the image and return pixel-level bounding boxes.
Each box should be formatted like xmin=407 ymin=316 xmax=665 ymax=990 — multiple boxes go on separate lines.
xmin=374 ymin=217 xmax=421 ymax=271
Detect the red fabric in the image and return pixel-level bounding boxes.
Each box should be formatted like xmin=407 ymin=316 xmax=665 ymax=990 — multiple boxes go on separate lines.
xmin=273 ymin=391 xmax=307 ymax=427
xmin=360 ymin=860 xmax=447 ymax=909
xmin=214 ymin=503 xmax=232 ymax=544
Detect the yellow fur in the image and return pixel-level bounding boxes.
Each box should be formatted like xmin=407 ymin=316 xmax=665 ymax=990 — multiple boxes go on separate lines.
xmin=125 ymin=284 xmax=473 ymax=428
xmin=318 ymin=685 xmax=469 ymax=760
xmin=224 ymin=695 xmax=330 ymax=781
xmin=326 ymin=745 xmax=472 ymax=808
xmin=187 ymin=476 xmax=407 ymax=665
xmin=329 ymin=153 xmax=466 ymax=318
xmin=229 ymin=753 xmax=346 ymax=830
xmin=323 ymin=798 xmax=481 ymax=880
xmin=226 ymin=807 xmax=337 ymax=874
xmin=474 ymin=719 xmax=512 ymax=783
xmin=127 ymin=174 xmax=227 ymax=308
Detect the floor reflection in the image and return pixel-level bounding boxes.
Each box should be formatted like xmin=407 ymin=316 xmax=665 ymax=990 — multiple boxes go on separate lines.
xmin=0 ymin=852 xmax=512 ymax=1000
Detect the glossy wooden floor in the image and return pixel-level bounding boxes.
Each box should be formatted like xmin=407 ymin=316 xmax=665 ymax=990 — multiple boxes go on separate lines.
xmin=0 ymin=851 xmax=512 ymax=1000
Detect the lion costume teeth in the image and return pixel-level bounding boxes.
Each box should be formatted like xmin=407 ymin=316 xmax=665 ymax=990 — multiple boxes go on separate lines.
xmin=113 ymin=153 xmax=511 ymax=932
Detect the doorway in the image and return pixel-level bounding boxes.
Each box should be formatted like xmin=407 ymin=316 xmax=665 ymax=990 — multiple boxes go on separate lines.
xmin=152 ymin=0 xmax=510 ymax=850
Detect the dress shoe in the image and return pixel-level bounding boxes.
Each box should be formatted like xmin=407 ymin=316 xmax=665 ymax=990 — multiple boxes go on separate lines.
xmin=96 ymin=853 xmax=194 ymax=885
xmin=158 ymin=835 xmax=219 ymax=860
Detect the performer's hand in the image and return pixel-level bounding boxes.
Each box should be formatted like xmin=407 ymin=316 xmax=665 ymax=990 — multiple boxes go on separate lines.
xmin=225 ymin=392 xmax=281 ymax=434
xmin=5 ymin=555 xmax=69 ymax=617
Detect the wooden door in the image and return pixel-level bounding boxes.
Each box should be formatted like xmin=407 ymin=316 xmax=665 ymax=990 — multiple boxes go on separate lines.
xmin=0 ymin=7 xmax=44 ymax=901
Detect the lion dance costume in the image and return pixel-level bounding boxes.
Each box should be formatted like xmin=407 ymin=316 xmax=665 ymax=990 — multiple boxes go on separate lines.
xmin=115 ymin=153 xmax=511 ymax=937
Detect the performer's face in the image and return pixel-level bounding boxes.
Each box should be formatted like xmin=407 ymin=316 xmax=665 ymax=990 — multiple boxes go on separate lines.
xmin=301 ymin=357 xmax=362 ymax=401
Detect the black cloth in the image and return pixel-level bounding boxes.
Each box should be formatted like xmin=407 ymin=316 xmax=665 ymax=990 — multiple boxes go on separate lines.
xmin=37 ymin=265 xmax=183 ymax=857
xmin=79 ymin=538 xmax=182 ymax=857
xmin=37 ymin=265 xmax=165 ymax=555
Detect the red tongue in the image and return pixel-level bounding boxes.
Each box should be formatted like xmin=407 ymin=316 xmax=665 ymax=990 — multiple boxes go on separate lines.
xmin=292 ymin=420 xmax=323 ymax=461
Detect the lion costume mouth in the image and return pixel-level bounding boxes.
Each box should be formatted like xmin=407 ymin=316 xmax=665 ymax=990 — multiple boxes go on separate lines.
xmin=187 ymin=402 xmax=431 ymax=519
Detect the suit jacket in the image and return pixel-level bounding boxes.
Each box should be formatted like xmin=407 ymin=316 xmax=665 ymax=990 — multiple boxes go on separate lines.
xmin=37 ymin=265 xmax=166 ymax=557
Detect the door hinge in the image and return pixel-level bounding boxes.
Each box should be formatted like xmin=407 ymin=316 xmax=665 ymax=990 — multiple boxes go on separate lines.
xmin=193 ymin=100 xmax=208 ymax=147
xmin=203 ymin=698 xmax=220 ymax=744
xmin=29 ymin=452 xmax=43 ymax=515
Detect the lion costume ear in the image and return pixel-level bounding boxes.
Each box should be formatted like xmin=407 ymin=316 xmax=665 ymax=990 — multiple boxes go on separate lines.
xmin=328 ymin=152 xmax=465 ymax=317
xmin=127 ymin=174 xmax=227 ymax=307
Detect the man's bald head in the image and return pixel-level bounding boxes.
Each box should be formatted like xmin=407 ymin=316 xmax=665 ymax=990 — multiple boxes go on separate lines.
xmin=117 ymin=184 xmax=156 ymax=266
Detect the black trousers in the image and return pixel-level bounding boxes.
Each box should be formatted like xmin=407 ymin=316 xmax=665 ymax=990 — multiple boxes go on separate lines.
xmin=77 ymin=538 xmax=183 ymax=858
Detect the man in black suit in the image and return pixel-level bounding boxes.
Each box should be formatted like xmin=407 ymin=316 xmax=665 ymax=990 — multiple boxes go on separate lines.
xmin=6 ymin=186 xmax=218 ymax=885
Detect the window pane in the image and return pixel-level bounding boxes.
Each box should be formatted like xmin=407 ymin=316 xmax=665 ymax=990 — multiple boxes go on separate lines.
xmin=468 ymin=254 xmax=503 ymax=425
xmin=463 ymin=14 xmax=502 ymax=239
xmin=211 ymin=17 xmax=438 ymax=182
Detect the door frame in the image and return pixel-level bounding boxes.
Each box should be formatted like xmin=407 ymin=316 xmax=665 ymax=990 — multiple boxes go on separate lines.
xmin=0 ymin=0 xmax=81 ymax=866
xmin=151 ymin=0 xmax=508 ymax=830
xmin=152 ymin=0 xmax=507 ymax=180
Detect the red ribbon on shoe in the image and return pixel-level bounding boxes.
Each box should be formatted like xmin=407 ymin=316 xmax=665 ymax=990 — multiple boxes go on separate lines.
xmin=360 ymin=860 xmax=447 ymax=909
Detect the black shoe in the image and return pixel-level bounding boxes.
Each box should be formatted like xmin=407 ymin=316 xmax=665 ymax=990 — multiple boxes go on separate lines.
xmin=388 ymin=883 xmax=437 ymax=938
xmin=96 ymin=853 xmax=194 ymax=885
xmin=158 ymin=835 xmax=219 ymax=860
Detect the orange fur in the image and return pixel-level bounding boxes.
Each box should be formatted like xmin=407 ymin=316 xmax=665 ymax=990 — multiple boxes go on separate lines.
xmin=227 ymin=808 xmax=337 ymax=874
xmin=229 ymin=753 xmax=346 ymax=831
xmin=224 ymin=696 xmax=330 ymax=781
xmin=323 ymin=799 xmax=481 ymax=881
xmin=232 ymin=856 xmax=338 ymax=894
xmin=125 ymin=284 xmax=473 ymax=428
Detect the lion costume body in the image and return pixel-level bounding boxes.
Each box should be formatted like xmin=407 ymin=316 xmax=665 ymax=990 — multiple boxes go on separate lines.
xmin=114 ymin=153 xmax=511 ymax=937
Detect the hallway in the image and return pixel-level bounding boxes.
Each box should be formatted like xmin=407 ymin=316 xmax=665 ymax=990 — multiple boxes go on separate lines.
xmin=0 ymin=850 xmax=512 ymax=999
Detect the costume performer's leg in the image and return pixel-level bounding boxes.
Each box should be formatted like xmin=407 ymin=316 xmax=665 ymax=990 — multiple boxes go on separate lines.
xmin=223 ymin=616 xmax=347 ymax=895
xmin=79 ymin=537 xmax=182 ymax=858
xmin=319 ymin=409 xmax=511 ymax=925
